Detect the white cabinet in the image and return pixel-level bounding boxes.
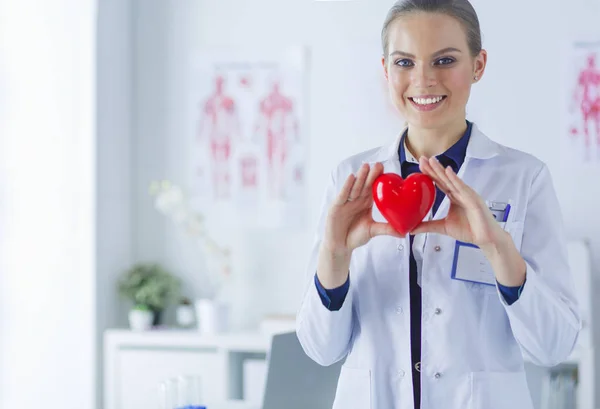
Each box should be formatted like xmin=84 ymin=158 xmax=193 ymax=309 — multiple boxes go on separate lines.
xmin=104 ymin=330 xmax=271 ymax=409
xmin=118 ymin=348 xmax=225 ymax=409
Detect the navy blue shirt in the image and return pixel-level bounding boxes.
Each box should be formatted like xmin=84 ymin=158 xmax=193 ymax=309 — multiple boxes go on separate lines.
xmin=314 ymin=121 xmax=525 ymax=408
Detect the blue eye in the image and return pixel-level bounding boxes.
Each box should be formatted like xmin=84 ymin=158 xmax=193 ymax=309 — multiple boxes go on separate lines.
xmin=395 ymin=59 xmax=414 ymax=67
xmin=436 ymin=57 xmax=455 ymax=65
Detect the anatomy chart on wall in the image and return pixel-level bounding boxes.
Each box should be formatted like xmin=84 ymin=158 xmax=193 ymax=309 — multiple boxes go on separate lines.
xmin=187 ymin=47 xmax=308 ymax=228
xmin=563 ymin=41 xmax=600 ymax=162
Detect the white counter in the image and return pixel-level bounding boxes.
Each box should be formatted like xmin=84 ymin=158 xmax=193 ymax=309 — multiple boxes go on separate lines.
xmin=104 ymin=329 xmax=275 ymax=409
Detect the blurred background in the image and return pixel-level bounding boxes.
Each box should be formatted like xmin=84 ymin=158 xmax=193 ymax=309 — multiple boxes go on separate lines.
xmin=0 ymin=0 xmax=599 ymax=408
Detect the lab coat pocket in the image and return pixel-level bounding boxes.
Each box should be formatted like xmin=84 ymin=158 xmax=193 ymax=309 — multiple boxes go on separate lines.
xmin=332 ymin=366 xmax=371 ymax=409
xmin=471 ymin=371 xmax=534 ymax=409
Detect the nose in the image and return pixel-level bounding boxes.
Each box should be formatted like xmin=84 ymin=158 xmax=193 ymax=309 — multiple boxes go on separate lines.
xmin=411 ymin=64 xmax=437 ymax=88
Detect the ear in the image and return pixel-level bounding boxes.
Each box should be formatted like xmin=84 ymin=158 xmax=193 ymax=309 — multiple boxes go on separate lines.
xmin=381 ymin=56 xmax=389 ymax=81
xmin=472 ymin=49 xmax=487 ymax=82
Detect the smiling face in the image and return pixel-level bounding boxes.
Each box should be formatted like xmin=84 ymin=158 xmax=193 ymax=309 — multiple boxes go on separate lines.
xmin=382 ymin=12 xmax=486 ymax=131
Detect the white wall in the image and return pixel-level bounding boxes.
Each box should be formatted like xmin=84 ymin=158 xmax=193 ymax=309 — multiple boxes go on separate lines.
xmin=0 ymin=1 xmax=97 ymax=408
xmin=96 ymin=0 xmax=135 ymax=407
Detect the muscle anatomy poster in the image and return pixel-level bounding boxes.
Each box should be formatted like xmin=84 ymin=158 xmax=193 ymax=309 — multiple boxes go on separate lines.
xmin=563 ymin=41 xmax=600 ymax=162
xmin=187 ymin=47 xmax=308 ymax=228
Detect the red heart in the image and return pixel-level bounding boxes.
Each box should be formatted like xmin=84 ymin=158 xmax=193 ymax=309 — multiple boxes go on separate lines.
xmin=372 ymin=173 xmax=436 ymax=236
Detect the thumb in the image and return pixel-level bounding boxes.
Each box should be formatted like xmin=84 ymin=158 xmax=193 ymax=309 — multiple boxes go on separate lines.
xmin=410 ymin=220 xmax=446 ymax=235
xmin=371 ymin=222 xmax=404 ymax=238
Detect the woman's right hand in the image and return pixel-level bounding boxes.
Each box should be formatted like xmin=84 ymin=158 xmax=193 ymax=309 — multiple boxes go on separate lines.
xmin=316 ymin=162 xmax=402 ymax=289
xmin=322 ymin=162 xmax=403 ymax=256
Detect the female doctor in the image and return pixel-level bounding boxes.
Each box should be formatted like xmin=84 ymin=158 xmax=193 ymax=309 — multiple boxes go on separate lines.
xmin=296 ymin=1 xmax=582 ymax=408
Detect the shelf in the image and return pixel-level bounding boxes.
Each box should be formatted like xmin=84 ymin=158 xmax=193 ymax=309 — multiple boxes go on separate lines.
xmin=104 ymin=328 xmax=272 ymax=354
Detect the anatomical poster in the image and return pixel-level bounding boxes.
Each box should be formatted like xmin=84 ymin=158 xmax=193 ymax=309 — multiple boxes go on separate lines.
xmin=563 ymin=41 xmax=600 ymax=162
xmin=187 ymin=47 xmax=308 ymax=229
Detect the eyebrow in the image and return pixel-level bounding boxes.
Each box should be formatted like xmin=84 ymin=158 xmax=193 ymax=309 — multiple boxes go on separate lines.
xmin=388 ymin=47 xmax=462 ymax=59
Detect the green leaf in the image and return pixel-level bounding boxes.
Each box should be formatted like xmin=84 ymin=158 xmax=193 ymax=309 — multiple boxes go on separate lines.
xmin=117 ymin=262 xmax=181 ymax=310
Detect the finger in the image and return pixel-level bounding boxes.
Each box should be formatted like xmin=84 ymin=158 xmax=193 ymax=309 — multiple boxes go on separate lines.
xmin=361 ymin=162 xmax=384 ymax=197
xmin=410 ymin=219 xmax=447 ymax=235
xmin=445 ymin=166 xmax=468 ymax=193
xmin=333 ymin=173 xmax=356 ymax=206
xmin=444 ymin=166 xmax=477 ymax=206
xmin=370 ymin=222 xmax=405 ymax=238
xmin=445 ymin=166 xmax=485 ymax=208
xmin=419 ymin=157 xmax=452 ymax=196
xmin=418 ymin=156 xmax=436 ymax=179
xmin=425 ymin=159 xmax=461 ymax=203
xmin=428 ymin=157 xmax=456 ymax=195
xmin=349 ymin=163 xmax=370 ymax=201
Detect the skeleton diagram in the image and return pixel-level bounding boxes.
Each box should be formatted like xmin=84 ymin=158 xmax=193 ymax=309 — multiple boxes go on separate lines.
xmin=197 ymin=75 xmax=241 ymax=199
xmin=254 ymin=81 xmax=299 ymax=199
xmin=570 ymin=53 xmax=600 ymax=158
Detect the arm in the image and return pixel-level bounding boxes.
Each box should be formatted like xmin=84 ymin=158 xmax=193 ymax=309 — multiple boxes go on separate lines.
xmin=297 ymin=162 xmax=397 ymax=366
xmin=252 ymin=102 xmax=266 ymax=144
xmin=570 ymin=75 xmax=582 ymax=112
xmin=296 ymin=171 xmax=355 ymax=366
xmin=484 ymin=164 xmax=582 ymax=366
xmin=314 ymin=273 xmax=350 ymax=311
xmin=415 ymin=157 xmax=582 ymax=367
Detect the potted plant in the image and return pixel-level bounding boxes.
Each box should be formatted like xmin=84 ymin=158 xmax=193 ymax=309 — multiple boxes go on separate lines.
xmin=128 ymin=304 xmax=153 ymax=331
xmin=175 ymin=297 xmax=196 ymax=328
xmin=118 ymin=262 xmax=181 ymax=327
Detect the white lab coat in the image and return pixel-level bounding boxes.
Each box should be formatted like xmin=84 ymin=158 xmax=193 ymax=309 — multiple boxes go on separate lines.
xmin=296 ymin=123 xmax=581 ymax=409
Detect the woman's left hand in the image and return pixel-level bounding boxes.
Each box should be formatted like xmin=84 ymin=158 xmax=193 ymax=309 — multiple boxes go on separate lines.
xmin=410 ymin=156 xmax=505 ymax=249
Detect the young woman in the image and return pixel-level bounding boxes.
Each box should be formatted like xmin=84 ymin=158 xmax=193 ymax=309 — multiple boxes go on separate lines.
xmin=296 ymin=1 xmax=581 ymax=408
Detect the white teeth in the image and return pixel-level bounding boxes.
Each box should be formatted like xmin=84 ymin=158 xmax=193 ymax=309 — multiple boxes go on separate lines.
xmin=412 ymin=96 xmax=444 ymax=105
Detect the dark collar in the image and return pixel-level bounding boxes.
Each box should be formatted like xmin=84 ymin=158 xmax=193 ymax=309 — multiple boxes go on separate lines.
xmin=399 ymin=120 xmax=472 ymax=169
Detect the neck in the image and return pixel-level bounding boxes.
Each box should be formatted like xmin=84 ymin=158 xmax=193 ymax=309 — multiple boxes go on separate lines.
xmin=405 ymin=117 xmax=468 ymax=160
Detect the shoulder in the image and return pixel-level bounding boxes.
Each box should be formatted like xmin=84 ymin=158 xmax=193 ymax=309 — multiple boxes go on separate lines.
xmin=473 ymin=126 xmax=547 ymax=179
xmin=498 ymin=144 xmax=546 ymax=175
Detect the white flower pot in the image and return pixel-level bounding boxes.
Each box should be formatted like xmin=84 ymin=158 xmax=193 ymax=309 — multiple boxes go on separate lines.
xmin=194 ymin=299 xmax=230 ymax=335
xmin=128 ymin=308 xmax=154 ymax=331
xmin=176 ymin=304 xmax=196 ymax=328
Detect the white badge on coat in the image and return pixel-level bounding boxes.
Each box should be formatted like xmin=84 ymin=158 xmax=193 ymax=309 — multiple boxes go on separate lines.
xmin=450 ymin=202 xmax=511 ymax=286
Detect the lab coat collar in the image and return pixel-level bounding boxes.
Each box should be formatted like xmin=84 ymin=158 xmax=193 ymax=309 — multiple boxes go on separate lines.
xmin=465 ymin=123 xmax=503 ymax=160
xmin=364 ymin=122 xmax=501 ymax=165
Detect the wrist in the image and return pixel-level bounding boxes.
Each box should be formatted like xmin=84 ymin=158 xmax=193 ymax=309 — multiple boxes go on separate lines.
xmin=317 ymin=242 xmax=352 ymax=289
xmin=481 ymin=228 xmax=527 ymax=287
xmin=479 ymin=227 xmax=512 ymax=256
xmin=321 ymin=240 xmax=351 ymax=260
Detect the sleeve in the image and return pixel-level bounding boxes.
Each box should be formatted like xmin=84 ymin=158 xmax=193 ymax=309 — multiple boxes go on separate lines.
xmin=497 ymin=279 xmax=525 ymax=306
xmin=314 ymin=273 xmax=350 ymax=311
xmin=498 ymin=163 xmax=582 ymax=367
xmin=296 ymin=169 xmax=355 ymax=366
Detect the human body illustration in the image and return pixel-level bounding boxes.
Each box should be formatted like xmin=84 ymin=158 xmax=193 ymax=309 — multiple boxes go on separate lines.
xmin=197 ymin=75 xmax=241 ymax=199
